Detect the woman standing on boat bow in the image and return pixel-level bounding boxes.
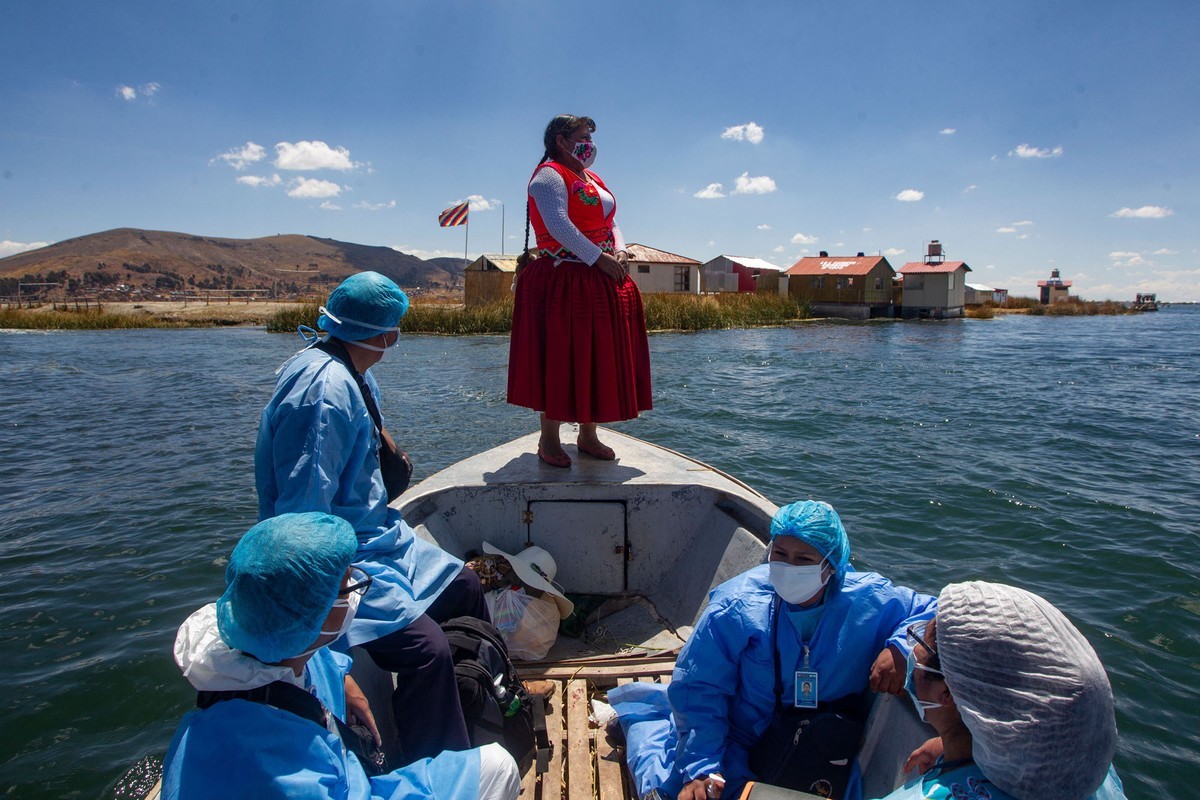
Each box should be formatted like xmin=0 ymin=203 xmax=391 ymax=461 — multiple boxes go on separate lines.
xmin=507 ymin=114 xmax=653 ymax=467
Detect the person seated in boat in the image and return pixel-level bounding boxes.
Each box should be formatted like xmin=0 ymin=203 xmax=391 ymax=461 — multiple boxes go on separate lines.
xmin=609 ymin=500 xmax=936 ymax=800
xmin=162 ymin=512 xmax=519 ymax=800
xmin=256 ymin=271 xmax=491 ymax=763
xmin=886 ymin=580 xmax=1127 ymax=800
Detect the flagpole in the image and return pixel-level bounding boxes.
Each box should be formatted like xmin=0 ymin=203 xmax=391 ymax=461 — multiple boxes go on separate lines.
xmin=500 ymin=202 xmax=505 ymax=256
xmin=464 ymin=209 xmax=469 ymax=268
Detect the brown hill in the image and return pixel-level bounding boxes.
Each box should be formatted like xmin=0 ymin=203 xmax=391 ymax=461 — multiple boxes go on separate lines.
xmin=0 ymin=228 xmax=467 ymax=300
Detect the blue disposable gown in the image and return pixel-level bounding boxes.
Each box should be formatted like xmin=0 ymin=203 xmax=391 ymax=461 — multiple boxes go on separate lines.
xmin=256 ymin=347 xmax=461 ymax=645
xmin=611 ymin=565 xmax=936 ymax=800
xmin=163 ymin=648 xmax=484 ymax=800
xmin=876 ymin=760 xmax=1127 ymax=800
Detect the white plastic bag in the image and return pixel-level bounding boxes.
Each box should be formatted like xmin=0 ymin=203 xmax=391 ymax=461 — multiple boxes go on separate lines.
xmin=485 ymin=587 xmax=532 ymax=635
xmin=504 ymin=594 xmax=560 ymax=661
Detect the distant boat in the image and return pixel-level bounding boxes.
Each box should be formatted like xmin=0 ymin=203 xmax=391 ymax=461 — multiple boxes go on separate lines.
xmin=1134 ymin=293 xmax=1159 ymax=311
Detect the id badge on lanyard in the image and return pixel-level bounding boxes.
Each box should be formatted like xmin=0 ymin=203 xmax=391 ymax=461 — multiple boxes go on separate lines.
xmin=794 ymin=642 xmax=818 ymax=709
xmin=794 ymin=670 xmax=818 ymax=709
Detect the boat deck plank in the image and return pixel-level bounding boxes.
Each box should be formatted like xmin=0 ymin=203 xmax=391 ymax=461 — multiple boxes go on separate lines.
xmin=566 ymin=679 xmax=593 ymax=800
xmin=519 ymin=654 xmax=676 ymax=800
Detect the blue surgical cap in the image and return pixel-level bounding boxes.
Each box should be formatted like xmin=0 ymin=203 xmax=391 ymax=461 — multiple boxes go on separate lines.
xmin=770 ymin=501 xmax=851 ymax=582
xmin=318 ymin=271 xmax=410 ymax=342
xmin=216 ymin=512 xmax=357 ymax=663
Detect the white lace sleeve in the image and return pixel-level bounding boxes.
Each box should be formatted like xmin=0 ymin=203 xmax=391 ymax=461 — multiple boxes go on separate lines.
xmin=612 ymin=221 xmax=626 ymax=254
xmin=528 ymin=167 xmax=603 ymax=266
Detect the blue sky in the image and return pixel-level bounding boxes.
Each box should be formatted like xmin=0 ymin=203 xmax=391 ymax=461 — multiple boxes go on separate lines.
xmin=3 ymin=1 xmax=1197 ymax=300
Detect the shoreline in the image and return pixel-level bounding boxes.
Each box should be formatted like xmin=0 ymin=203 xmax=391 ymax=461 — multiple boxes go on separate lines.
xmin=0 ymin=299 xmax=1146 ymax=333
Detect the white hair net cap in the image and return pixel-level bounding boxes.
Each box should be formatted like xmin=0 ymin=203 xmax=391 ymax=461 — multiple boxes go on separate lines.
xmin=938 ymin=581 xmax=1117 ymax=800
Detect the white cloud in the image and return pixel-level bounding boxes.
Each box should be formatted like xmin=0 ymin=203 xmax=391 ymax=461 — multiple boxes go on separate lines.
xmin=757 ymin=224 xmax=772 ymax=231
xmin=459 ymin=195 xmax=499 ymax=212
xmin=1108 ymin=251 xmax=1147 ymax=267
xmin=236 ymin=174 xmax=281 ymax=188
xmin=354 ymin=200 xmax=397 ymax=211
xmin=1152 ymin=248 xmax=1178 ymax=255
xmin=287 ymin=177 xmax=342 ymax=199
xmin=1013 ymin=220 xmax=1034 ymax=226
xmin=721 ymin=122 xmax=764 ymax=144
xmin=1009 ymin=143 xmax=1064 ymax=159
xmin=274 ymin=141 xmax=359 ymax=171
xmin=694 ymin=183 xmax=726 ymax=199
xmin=772 ymin=245 xmax=785 ymax=253
xmin=116 ymin=83 xmax=161 ymax=102
xmin=997 ymin=227 xmax=1017 ymax=234
xmin=963 ymin=184 xmax=977 ymax=193
xmin=791 ymin=232 xmax=818 ymax=244
xmin=1110 ymin=205 xmax=1173 ymax=219
xmin=895 ymin=189 xmax=924 ymax=202
xmin=1017 ymin=234 xmax=1029 ymax=240
xmin=214 ymin=141 xmax=267 ymax=170
xmin=733 ymin=172 xmax=776 ymax=195
xmin=883 ymin=248 xmax=906 ymax=257
xmin=939 ymin=128 xmax=956 ymax=135
xmin=392 ymin=245 xmax=462 ymax=260
xmin=0 ymin=239 xmax=50 ymax=257
xmin=319 ymin=201 xmax=342 ymax=211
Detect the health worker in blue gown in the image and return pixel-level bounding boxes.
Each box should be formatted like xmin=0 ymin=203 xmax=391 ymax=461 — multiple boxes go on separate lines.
xmin=255 ymin=272 xmax=489 ymax=762
xmin=884 ymin=581 xmax=1127 ymax=800
xmin=163 ymin=512 xmax=519 ymax=800
xmin=609 ymin=500 xmax=936 ymax=800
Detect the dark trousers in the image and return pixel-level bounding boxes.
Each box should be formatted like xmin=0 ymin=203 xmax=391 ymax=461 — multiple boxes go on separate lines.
xmin=361 ymin=566 xmax=489 ymax=763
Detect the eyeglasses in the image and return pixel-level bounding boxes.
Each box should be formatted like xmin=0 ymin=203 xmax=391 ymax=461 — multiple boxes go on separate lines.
xmin=907 ymin=620 xmax=941 ymax=671
xmin=338 ymin=566 xmax=373 ymax=597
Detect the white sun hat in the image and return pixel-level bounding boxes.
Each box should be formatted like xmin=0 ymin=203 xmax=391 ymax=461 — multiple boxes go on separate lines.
xmin=482 ymin=542 xmax=574 ymax=619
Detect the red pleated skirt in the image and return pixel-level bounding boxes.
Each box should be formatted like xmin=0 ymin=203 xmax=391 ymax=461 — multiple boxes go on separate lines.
xmin=507 ymin=256 xmax=652 ymax=424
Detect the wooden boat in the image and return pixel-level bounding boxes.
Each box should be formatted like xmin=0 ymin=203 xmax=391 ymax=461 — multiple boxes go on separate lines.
xmin=146 ymin=428 xmax=930 ymax=799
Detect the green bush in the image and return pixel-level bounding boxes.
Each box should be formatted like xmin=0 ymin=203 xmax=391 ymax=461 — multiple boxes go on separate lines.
xmin=0 ymin=309 xmax=181 ymax=330
xmin=268 ymin=293 xmax=809 ymax=336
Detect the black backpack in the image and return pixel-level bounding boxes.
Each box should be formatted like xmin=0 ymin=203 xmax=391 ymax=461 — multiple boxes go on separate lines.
xmin=440 ymin=616 xmax=540 ymax=773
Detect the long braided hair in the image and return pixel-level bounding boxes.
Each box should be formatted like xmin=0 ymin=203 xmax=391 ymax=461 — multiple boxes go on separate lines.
xmin=516 ymin=114 xmax=596 ymax=274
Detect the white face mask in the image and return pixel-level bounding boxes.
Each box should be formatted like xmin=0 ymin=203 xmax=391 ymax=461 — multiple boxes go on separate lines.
xmin=769 ymin=560 xmax=829 ymax=605
xmin=296 ymin=590 xmax=361 ymax=658
xmin=346 ymin=333 xmax=399 ymax=353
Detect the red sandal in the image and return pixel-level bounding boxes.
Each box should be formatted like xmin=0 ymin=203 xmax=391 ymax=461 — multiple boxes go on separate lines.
xmin=537 ymin=446 xmax=572 ymax=468
xmin=576 ymin=438 xmax=616 ymax=461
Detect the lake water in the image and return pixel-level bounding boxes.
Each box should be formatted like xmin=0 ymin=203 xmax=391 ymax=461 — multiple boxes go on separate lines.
xmin=1 ymin=309 xmax=1197 ymax=798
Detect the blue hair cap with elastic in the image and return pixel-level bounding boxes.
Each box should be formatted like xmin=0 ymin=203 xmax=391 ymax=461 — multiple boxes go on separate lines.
xmin=770 ymin=500 xmax=851 ymax=578
xmin=318 ymin=271 xmax=410 ymax=342
xmin=216 ymin=512 xmax=357 ymax=663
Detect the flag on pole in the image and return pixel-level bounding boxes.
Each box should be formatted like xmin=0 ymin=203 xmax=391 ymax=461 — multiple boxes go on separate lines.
xmin=438 ymin=201 xmax=469 ymax=227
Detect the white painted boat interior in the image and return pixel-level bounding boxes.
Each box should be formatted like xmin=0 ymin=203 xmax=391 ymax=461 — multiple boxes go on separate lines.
xmin=399 ymin=428 xmax=780 ymax=652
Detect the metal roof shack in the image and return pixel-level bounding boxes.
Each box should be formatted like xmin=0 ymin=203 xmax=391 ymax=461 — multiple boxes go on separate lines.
xmin=626 ymin=243 xmax=702 ymax=294
xmin=897 ymin=260 xmax=972 ymax=318
xmin=782 ymin=254 xmax=895 ymax=319
xmin=464 ymin=253 xmax=520 ymax=306
xmin=700 ymin=255 xmax=784 ymax=293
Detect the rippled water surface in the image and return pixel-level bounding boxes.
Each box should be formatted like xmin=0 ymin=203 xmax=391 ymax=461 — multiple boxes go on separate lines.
xmin=1 ymin=310 xmax=1197 ymax=798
